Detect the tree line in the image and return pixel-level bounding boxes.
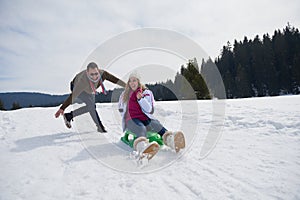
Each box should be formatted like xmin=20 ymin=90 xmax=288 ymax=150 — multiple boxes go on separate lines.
xmin=209 ymin=24 xmax=300 ymax=98
xmin=98 ymin=58 xmax=211 ymax=103
xmin=130 ymin=24 xmax=300 ymax=100
xmin=2 ymin=24 xmax=299 ymax=110
xmin=147 ymin=58 xmax=211 ymax=101
xmin=0 ymin=99 xmax=21 ymax=111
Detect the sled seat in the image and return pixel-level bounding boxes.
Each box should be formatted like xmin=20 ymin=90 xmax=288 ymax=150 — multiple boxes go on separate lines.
xmin=121 ymin=130 xmax=164 ymax=148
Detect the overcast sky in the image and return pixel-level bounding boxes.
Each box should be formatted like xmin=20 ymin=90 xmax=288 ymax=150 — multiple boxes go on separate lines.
xmin=0 ymin=0 xmax=299 ymax=94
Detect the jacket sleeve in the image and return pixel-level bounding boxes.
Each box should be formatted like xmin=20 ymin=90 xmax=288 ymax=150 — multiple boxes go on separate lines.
xmin=102 ymin=70 xmax=126 ymax=87
xmin=60 ymin=94 xmax=72 ymax=110
xmin=118 ymin=91 xmax=125 ymax=113
xmin=138 ymin=90 xmax=154 ymax=114
xmin=59 ymin=71 xmax=88 ymax=110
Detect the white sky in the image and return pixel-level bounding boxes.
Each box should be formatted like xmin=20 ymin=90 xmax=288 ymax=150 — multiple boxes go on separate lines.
xmin=0 ymin=0 xmax=299 ymax=94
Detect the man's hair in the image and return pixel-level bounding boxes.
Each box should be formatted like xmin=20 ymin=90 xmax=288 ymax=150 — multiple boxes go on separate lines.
xmin=87 ymin=62 xmax=98 ymax=70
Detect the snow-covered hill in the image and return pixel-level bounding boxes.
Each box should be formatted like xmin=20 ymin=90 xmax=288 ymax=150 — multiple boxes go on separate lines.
xmin=1 ymin=95 xmax=300 ymax=200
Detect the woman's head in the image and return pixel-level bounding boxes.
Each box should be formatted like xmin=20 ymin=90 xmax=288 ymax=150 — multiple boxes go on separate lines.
xmin=128 ymin=76 xmax=140 ymax=91
xmin=123 ymin=72 xmax=146 ymax=102
xmin=127 ymin=72 xmax=143 ymax=91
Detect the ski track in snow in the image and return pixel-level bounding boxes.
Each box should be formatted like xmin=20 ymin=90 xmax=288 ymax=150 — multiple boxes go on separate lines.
xmin=1 ymin=95 xmax=300 ymax=200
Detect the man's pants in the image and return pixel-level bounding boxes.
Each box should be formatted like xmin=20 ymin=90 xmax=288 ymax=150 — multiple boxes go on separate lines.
xmin=72 ymin=92 xmax=102 ymax=127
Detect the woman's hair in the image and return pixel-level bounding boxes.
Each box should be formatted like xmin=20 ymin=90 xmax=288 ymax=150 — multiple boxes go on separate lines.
xmin=122 ymin=77 xmax=147 ymax=103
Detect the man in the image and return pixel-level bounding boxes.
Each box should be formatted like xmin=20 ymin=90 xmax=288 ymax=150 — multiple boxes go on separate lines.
xmin=55 ymin=62 xmax=126 ymax=132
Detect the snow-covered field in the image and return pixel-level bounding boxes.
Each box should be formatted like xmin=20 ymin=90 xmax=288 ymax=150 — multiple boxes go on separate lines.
xmin=1 ymin=95 xmax=300 ymax=200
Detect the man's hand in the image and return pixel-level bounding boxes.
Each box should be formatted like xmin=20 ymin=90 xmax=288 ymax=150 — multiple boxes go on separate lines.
xmin=55 ymin=109 xmax=64 ymax=118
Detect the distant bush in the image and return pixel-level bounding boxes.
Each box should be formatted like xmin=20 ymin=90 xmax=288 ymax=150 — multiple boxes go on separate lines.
xmin=11 ymin=102 xmax=21 ymax=110
xmin=0 ymin=99 xmax=5 ymax=111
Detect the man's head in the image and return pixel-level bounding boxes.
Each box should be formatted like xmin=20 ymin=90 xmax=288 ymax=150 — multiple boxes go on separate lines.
xmin=87 ymin=62 xmax=98 ymax=70
xmin=86 ymin=62 xmax=100 ymax=82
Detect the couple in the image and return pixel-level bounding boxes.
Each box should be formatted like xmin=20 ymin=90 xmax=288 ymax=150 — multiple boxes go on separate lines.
xmin=55 ymin=62 xmax=185 ymax=156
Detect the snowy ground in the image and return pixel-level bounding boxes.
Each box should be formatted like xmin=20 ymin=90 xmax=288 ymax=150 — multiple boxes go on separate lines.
xmin=1 ymin=95 xmax=300 ymax=200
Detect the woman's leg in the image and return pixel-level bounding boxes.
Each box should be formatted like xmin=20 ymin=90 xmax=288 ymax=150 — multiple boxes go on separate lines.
xmin=126 ymin=118 xmax=147 ymax=138
xmin=146 ymin=119 xmax=167 ymax=136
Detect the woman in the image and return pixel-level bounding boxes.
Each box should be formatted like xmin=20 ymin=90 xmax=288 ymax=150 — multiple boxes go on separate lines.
xmin=118 ymin=72 xmax=185 ymax=159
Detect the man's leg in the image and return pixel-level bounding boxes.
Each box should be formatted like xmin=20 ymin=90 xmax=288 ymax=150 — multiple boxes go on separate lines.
xmin=72 ymin=92 xmax=106 ymax=132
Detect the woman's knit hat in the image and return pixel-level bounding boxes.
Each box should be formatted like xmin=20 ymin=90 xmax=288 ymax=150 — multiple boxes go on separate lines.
xmin=129 ymin=71 xmax=141 ymax=80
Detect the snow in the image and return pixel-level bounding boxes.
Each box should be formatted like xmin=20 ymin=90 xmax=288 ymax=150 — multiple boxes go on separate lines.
xmin=1 ymin=95 xmax=300 ymax=200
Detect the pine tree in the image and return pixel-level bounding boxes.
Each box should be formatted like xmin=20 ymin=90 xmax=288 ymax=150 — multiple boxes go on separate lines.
xmin=262 ymin=33 xmax=277 ymax=95
xmin=251 ymin=35 xmax=266 ymax=96
xmin=272 ymin=29 xmax=290 ymax=94
xmin=216 ymin=43 xmax=237 ymax=98
xmin=174 ymin=72 xmax=185 ymax=99
xmin=287 ymin=25 xmax=300 ymax=94
xmin=180 ymin=59 xmax=211 ymax=99
xmin=235 ymin=64 xmax=252 ymax=97
xmin=175 ymin=70 xmax=195 ymax=100
xmin=233 ymin=37 xmax=253 ymax=97
xmin=201 ymin=57 xmax=223 ymax=98
xmin=11 ymin=102 xmax=21 ymax=110
xmin=0 ymin=99 xmax=5 ymax=111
